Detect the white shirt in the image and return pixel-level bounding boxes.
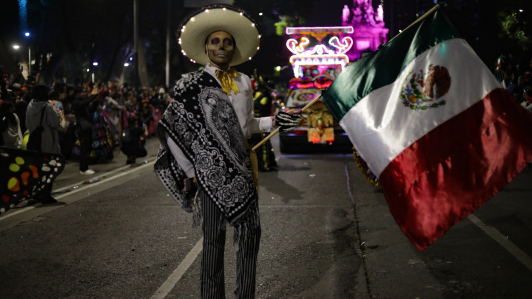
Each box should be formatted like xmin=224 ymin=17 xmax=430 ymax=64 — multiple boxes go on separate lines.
xmin=166 ymin=63 xmax=275 ymax=178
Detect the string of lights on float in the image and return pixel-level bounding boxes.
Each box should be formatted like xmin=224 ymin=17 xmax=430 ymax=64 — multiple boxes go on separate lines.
xmin=285 ymin=26 xmax=354 ymax=78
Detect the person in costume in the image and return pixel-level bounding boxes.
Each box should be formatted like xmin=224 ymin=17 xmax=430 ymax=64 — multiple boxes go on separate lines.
xmin=250 ymin=70 xmax=277 ymax=171
xmin=139 ymin=99 xmax=154 ymax=131
xmin=0 ymin=101 xmax=23 ymax=149
xmin=26 ymin=84 xmax=65 ymax=204
xmin=154 ymin=4 xmax=302 ymax=298
xmin=121 ymin=116 xmax=148 ymax=165
xmin=72 ymin=88 xmax=96 ymax=175
xmin=88 ymin=103 xmax=114 ymax=164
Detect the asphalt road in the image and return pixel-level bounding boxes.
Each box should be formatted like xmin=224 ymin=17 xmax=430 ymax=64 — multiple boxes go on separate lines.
xmin=1 ymin=135 xmax=531 ymax=299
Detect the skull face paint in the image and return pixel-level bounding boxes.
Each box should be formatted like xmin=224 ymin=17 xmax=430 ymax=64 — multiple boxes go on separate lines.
xmin=205 ymin=31 xmax=235 ymax=69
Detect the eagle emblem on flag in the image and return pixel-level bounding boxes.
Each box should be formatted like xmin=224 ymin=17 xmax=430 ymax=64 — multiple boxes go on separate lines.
xmin=400 ymin=65 xmax=451 ymax=110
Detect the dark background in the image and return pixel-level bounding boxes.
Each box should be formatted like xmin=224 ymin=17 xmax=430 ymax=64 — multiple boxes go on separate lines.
xmin=0 ymin=0 xmax=530 ymax=87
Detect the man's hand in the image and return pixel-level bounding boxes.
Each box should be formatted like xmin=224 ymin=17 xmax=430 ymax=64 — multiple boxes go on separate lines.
xmin=275 ymin=111 xmax=304 ymax=131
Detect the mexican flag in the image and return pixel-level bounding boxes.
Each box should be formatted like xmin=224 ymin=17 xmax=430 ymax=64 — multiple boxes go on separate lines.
xmin=322 ymin=7 xmax=532 ymax=251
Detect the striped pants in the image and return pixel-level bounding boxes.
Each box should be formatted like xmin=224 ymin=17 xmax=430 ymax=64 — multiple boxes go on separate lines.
xmin=200 ymin=191 xmax=261 ymax=299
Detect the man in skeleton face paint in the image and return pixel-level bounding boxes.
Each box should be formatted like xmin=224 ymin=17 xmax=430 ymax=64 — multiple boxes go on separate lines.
xmin=205 ymin=31 xmax=235 ymax=69
xmin=154 ymin=5 xmax=303 ymax=298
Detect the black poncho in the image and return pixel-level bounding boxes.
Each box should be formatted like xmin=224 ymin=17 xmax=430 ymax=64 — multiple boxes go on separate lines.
xmin=155 ymin=70 xmax=258 ymax=226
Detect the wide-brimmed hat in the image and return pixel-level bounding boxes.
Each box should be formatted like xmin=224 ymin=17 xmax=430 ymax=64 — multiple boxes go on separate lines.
xmin=177 ymin=4 xmax=262 ymax=67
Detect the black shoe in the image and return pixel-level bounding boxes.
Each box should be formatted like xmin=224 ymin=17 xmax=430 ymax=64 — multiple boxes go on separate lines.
xmin=126 ymin=155 xmax=136 ymax=165
xmin=40 ymin=197 xmax=58 ymax=204
xmin=267 ymin=165 xmax=279 ymax=172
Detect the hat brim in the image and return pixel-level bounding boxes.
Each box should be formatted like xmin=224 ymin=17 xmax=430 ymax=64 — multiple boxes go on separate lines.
xmin=177 ymin=5 xmax=262 ymax=67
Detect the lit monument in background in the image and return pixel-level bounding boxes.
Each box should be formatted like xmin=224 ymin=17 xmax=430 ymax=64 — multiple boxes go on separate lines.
xmin=342 ymin=0 xmax=389 ymax=61
xmin=284 ymin=0 xmax=389 ymax=79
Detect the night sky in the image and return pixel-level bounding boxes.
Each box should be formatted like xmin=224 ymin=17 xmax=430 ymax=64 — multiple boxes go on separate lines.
xmin=0 ymin=0 xmax=358 ymax=82
xmin=1 ymin=0 xmax=520 ymax=85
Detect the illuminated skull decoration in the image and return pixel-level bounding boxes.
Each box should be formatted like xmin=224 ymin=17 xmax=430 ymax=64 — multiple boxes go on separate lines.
xmin=307 ymin=102 xmax=334 ymax=129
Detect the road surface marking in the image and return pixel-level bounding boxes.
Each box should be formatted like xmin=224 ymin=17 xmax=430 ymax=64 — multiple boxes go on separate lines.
xmin=53 ymin=158 xmax=156 ymax=194
xmin=0 ymin=206 xmax=35 ymax=220
xmin=150 ymin=238 xmax=203 ymax=299
xmin=259 ymin=205 xmax=352 ymax=208
xmin=468 ymin=214 xmax=532 ymax=272
xmin=0 ymin=161 xmax=155 ymax=221
xmin=53 ymin=161 xmax=155 ymax=200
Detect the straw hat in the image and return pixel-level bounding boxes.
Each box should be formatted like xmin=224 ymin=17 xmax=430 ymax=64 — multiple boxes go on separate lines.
xmin=177 ymin=4 xmax=262 ymax=67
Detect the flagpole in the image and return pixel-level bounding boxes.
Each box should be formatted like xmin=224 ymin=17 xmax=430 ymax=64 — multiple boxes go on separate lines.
xmin=252 ymin=96 xmax=322 ymax=151
xmin=387 ymin=3 xmax=445 ymax=44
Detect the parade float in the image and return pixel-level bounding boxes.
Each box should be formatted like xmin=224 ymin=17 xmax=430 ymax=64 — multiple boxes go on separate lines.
xmin=279 ymin=0 xmax=388 ymax=153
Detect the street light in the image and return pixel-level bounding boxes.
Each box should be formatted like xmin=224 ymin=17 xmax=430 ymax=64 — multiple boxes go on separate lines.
xmin=91 ymin=60 xmax=98 ymax=82
xmin=23 ymin=32 xmax=32 ymax=75
xmin=13 ymin=45 xmax=20 ymax=49
xmin=124 ymin=63 xmax=129 ymax=67
xmin=259 ymin=12 xmax=263 ymax=16
xmin=520 ymin=9 xmax=523 ymax=12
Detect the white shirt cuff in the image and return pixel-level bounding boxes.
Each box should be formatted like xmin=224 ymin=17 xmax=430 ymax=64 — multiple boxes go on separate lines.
xmin=259 ymin=116 xmax=274 ymax=132
xmin=165 ymin=133 xmax=196 ymax=178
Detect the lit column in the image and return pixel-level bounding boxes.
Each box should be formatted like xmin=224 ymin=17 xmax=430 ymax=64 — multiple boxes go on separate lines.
xmin=28 ymin=46 xmax=31 ymax=76
xmin=166 ymin=0 xmax=171 ymax=88
xmin=134 ymin=0 xmax=139 ymax=91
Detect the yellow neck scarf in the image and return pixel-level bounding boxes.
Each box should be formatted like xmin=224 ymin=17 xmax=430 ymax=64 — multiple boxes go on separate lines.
xmin=215 ymin=68 xmax=240 ymax=95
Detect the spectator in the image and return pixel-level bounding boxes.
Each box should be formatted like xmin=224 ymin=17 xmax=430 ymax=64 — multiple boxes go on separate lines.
xmin=9 ymin=83 xmax=23 ymax=102
xmin=64 ymin=86 xmax=75 ymax=113
xmin=71 ymin=87 xmax=97 ymax=175
xmin=121 ymin=116 xmax=147 ymax=165
xmin=89 ymin=97 xmax=114 ymax=164
xmin=139 ymin=99 xmax=154 ymax=130
xmin=0 ymin=65 xmax=8 ymax=99
xmin=102 ymin=90 xmax=121 ymax=110
xmin=116 ymin=91 xmax=126 ymax=106
xmin=49 ymin=89 xmax=69 ymax=151
xmin=518 ymin=41 xmax=532 ymax=75
xmin=15 ymin=94 xmax=29 ymax=134
xmin=520 ymin=86 xmax=532 ymax=112
xmin=26 ymin=84 xmax=64 ymax=204
xmin=49 ymin=90 xmax=65 ymax=113
xmin=0 ymin=101 xmax=23 ymax=149
xmin=11 ymin=68 xmax=25 ymax=87
xmin=25 ymin=75 xmax=37 ymax=92
xmin=103 ymin=91 xmax=122 ymax=145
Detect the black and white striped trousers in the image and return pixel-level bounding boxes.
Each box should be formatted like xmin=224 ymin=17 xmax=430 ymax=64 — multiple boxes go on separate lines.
xmin=200 ymin=191 xmax=261 ymax=299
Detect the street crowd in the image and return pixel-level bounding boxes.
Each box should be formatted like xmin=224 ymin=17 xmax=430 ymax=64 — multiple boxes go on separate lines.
xmin=498 ymin=41 xmax=532 ymax=112
xmin=1 ymin=68 xmax=171 ymax=204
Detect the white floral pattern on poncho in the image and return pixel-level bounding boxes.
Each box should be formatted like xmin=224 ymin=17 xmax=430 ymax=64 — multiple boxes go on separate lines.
xmin=154 ymin=70 xmax=258 ymax=225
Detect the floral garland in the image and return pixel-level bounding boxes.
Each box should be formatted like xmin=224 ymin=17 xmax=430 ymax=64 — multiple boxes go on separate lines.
xmin=352 ymin=147 xmax=379 ymax=187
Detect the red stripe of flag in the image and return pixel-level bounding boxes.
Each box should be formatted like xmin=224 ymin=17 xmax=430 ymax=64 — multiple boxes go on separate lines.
xmin=380 ymin=88 xmax=532 ymax=252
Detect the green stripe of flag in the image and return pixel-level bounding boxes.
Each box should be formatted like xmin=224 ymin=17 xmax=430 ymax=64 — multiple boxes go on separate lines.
xmin=322 ymin=8 xmax=460 ymax=122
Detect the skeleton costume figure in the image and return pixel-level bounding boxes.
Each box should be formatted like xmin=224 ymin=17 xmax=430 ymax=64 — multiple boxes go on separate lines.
xmin=250 ymin=71 xmax=277 ymax=171
xmin=154 ymin=5 xmax=302 ymax=299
